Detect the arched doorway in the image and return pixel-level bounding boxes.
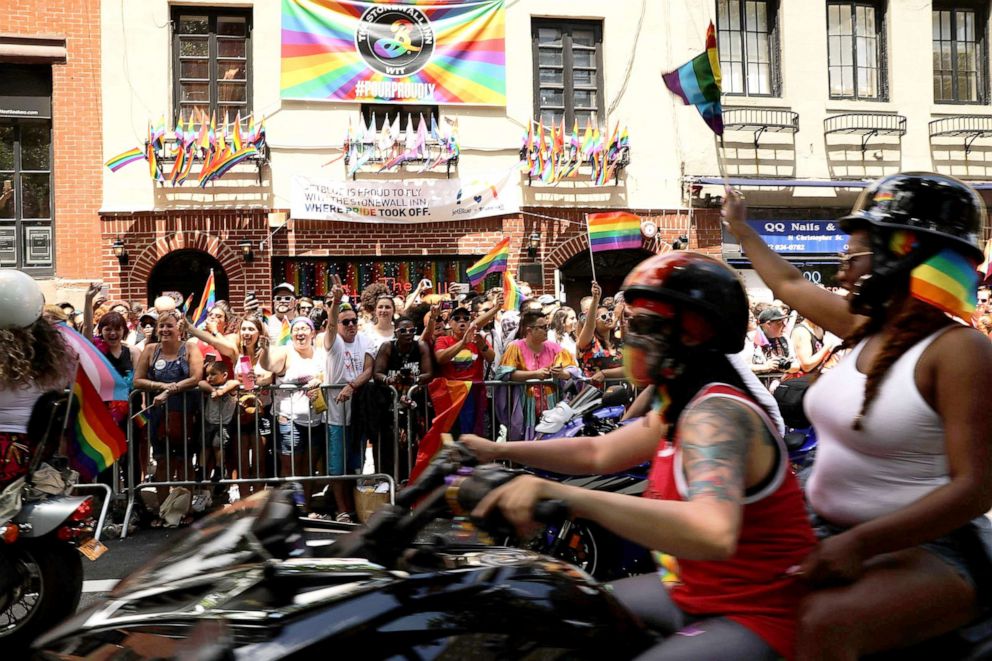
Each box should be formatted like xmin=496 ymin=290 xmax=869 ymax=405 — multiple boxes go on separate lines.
xmin=147 ymin=249 xmax=230 ymax=307
xmin=559 ymin=248 xmax=654 ymax=308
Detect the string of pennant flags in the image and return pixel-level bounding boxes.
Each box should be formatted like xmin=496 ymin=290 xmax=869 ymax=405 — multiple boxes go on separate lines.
xmin=520 ymin=118 xmax=630 ymax=186
xmin=104 ymin=110 xmax=268 ymax=187
xmin=335 ymin=113 xmax=461 ymax=176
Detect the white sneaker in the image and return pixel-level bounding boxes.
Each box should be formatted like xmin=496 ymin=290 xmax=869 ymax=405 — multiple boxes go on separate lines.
xmin=228 ymin=485 xmax=241 ymax=504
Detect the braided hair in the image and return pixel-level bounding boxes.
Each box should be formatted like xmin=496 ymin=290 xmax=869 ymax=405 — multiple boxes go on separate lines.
xmin=841 ymin=297 xmax=952 ymax=430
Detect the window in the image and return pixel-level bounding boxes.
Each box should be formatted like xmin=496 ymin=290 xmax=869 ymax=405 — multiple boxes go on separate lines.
xmin=0 ymin=120 xmax=53 ymax=273
xmin=172 ymin=8 xmax=252 ymax=123
xmin=532 ymin=20 xmax=604 ymax=127
xmin=716 ymin=0 xmax=780 ymax=96
xmin=827 ymin=2 xmax=886 ymax=100
xmin=933 ymin=4 xmax=987 ymax=104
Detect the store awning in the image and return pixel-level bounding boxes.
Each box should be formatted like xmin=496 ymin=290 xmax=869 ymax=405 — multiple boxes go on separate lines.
xmin=693 ymin=176 xmax=992 ymax=190
xmin=0 ymin=34 xmax=67 ymax=63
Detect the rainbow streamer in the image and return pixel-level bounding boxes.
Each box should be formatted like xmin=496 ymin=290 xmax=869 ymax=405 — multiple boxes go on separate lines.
xmin=587 ymin=211 xmax=642 ymax=253
xmin=56 ymin=324 xmax=130 ymax=402
xmin=66 ymin=366 xmax=128 ymax=482
xmin=280 ymin=0 xmax=506 ymax=105
xmin=467 ymin=237 xmax=509 ymax=286
xmin=502 ymin=269 xmax=522 ymax=311
xmin=190 ymin=270 xmax=217 ymax=327
xmin=104 ymin=147 xmax=145 ymax=172
xmin=910 ymin=248 xmax=979 ymax=320
xmin=662 ymin=22 xmax=723 ymax=135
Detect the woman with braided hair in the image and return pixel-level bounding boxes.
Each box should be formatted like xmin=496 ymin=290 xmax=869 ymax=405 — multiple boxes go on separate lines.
xmin=724 ymin=172 xmax=992 ymax=660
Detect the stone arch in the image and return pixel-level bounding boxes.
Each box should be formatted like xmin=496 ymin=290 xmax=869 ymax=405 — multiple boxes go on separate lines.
xmin=128 ymin=231 xmax=245 ymax=300
xmin=546 ymin=233 xmax=663 ymax=271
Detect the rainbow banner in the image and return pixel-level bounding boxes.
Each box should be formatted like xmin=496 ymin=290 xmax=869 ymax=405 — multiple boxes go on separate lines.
xmin=662 ymin=22 xmax=723 ymax=135
xmin=55 ymin=323 xmax=130 ymax=403
xmin=910 ymin=248 xmax=979 ymax=321
xmin=104 ymin=147 xmax=145 ymax=172
xmin=281 ymin=0 xmax=506 ymax=105
xmin=190 ymin=270 xmax=217 ymax=328
xmin=66 ymin=367 xmax=128 ymax=482
xmin=502 ymin=269 xmax=522 ymax=311
xmin=587 ymin=211 xmax=642 ymax=253
xmin=466 ymin=237 xmax=510 ymax=286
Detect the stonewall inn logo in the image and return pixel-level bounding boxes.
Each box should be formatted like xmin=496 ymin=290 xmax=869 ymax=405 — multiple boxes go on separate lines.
xmin=356 ymin=6 xmax=435 ymax=77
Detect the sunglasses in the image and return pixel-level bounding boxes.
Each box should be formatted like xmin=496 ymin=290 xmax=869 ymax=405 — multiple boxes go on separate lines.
xmin=274 ymin=295 xmax=294 ymax=302
xmin=396 ymin=328 xmax=416 ymax=335
xmin=339 ymin=318 xmax=359 ymax=326
xmin=598 ymin=313 xmax=614 ymax=321
xmin=451 ymin=315 xmax=470 ymax=322
xmin=837 ymin=251 xmax=872 ymax=269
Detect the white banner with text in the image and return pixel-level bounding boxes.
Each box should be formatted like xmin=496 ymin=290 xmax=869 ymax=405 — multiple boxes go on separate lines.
xmin=291 ymin=170 xmax=521 ymax=223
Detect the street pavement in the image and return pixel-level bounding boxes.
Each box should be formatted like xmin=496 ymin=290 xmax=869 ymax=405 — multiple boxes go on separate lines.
xmin=79 ymin=527 xmax=182 ymax=611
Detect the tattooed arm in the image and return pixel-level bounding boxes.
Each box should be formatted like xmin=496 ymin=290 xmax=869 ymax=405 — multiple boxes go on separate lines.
xmin=474 ymin=396 xmax=769 ymax=560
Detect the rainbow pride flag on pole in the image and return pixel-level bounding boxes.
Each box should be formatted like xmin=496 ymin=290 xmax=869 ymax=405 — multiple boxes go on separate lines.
xmin=55 ymin=324 xmax=130 ymax=403
xmin=587 ymin=211 xmax=642 ymax=253
xmin=467 ymin=237 xmax=510 ymax=287
xmin=190 ymin=270 xmax=217 ymax=327
xmin=66 ymin=366 xmax=128 ymax=482
xmin=662 ymin=22 xmax=723 ymax=135
xmin=502 ymin=269 xmax=523 ymax=311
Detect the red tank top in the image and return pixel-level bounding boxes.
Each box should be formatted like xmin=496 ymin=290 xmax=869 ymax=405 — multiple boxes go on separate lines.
xmin=645 ymin=383 xmax=816 ymax=660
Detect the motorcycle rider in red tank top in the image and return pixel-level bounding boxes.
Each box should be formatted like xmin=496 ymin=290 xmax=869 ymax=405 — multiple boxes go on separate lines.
xmin=463 ymin=252 xmax=816 ymax=660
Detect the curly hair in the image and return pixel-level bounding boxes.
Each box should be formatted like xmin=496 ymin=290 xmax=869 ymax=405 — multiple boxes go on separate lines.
xmin=842 ymin=297 xmax=952 ymax=430
xmin=360 ymin=283 xmax=390 ymax=315
xmin=0 ymin=319 xmax=76 ymax=390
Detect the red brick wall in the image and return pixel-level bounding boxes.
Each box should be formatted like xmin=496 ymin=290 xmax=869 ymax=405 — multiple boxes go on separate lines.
xmin=0 ymin=0 xmax=103 ymax=279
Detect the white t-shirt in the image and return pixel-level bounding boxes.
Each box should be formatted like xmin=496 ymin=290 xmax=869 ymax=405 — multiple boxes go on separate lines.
xmin=325 ymin=333 xmax=376 ymax=426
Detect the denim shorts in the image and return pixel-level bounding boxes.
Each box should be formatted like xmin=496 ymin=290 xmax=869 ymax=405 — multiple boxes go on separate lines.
xmin=327 ymin=425 xmax=362 ymax=476
xmin=812 ymin=512 xmax=992 ymax=605
xmin=276 ymin=418 xmax=325 ymax=457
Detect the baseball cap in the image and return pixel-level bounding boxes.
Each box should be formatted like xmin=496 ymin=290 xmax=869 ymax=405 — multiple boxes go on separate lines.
xmin=272 ymin=282 xmax=296 ymax=296
xmin=139 ymin=309 xmax=159 ymax=325
xmin=758 ymin=307 xmax=788 ymax=324
xmin=537 ymin=294 xmax=558 ymax=306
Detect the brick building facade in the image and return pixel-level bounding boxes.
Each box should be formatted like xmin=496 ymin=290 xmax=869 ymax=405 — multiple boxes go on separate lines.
xmin=0 ymin=0 xmax=102 ymax=302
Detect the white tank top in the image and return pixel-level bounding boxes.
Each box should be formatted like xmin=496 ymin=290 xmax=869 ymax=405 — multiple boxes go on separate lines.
xmin=805 ymin=326 xmax=956 ymax=527
xmin=275 ymin=347 xmax=326 ymax=427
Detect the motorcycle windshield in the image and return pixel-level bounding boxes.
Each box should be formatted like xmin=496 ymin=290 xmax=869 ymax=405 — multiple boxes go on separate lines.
xmin=112 ymin=489 xmax=298 ymax=595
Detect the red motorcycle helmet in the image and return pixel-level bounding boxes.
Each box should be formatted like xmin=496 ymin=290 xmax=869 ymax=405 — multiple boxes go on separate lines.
xmin=622 ymin=251 xmax=748 ymax=354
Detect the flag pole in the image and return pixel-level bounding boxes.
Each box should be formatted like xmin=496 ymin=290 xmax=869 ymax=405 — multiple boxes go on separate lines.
xmin=584 ymin=213 xmax=598 ymax=283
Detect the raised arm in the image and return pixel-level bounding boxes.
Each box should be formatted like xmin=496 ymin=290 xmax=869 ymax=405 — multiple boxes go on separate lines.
xmin=323 ymin=275 xmax=345 ymax=351
xmin=576 ymin=282 xmax=601 ymax=351
xmin=185 ymin=321 xmax=238 ymax=362
xmin=82 ymin=282 xmax=101 ymax=339
xmin=723 ymin=192 xmax=864 ymax=338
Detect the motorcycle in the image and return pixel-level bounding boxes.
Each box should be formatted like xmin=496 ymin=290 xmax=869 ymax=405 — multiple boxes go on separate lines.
xmin=34 ymin=444 xmax=992 ymax=660
xmin=0 ymin=392 xmax=104 ymax=652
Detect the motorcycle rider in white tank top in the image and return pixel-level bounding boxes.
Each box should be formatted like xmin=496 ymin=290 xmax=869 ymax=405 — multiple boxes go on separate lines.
xmin=724 ymin=173 xmax=992 ymax=660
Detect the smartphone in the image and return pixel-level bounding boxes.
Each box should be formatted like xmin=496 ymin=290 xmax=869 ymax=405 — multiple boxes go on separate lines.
xmin=421 ymin=279 xmax=433 ymax=291
xmin=440 ymin=299 xmax=454 ymax=311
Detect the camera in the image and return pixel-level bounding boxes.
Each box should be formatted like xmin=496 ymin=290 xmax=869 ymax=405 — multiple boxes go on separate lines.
xmin=776 ymin=357 xmax=792 ymax=370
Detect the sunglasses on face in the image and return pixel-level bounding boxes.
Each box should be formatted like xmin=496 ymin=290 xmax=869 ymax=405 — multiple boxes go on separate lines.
xmin=396 ymin=328 xmax=416 ymax=335
xmin=339 ymin=318 xmax=359 ymax=326
xmin=274 ymin=295 xmax=294 ymax=303
xmin=598 ymin=313 xmax=614 ymax=321
xmin=837 ymin=251 xmax=872 ymax=269
xmin=627 ymin=314 xmax=672 ymax=336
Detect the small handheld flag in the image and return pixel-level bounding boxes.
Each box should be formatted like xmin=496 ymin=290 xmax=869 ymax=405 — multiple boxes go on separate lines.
xmin=663 ymin=22 xmax=724 ymax=135
xmin=466 ymin=237 xmax=511 ymax=287
xmin=587 ymin=211 xmax=642 ymax=253
xmin=190 ymin=270 xmax=217 ymax=328
xmin=502 ymin=270 xmax=523 ymax=312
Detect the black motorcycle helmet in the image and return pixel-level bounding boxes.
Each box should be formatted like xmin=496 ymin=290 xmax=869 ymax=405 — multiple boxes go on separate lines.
xmin=622 ymin=251 xmax=748 ymax=355
xmin=839 ymin=172 xmax=986 ymax=315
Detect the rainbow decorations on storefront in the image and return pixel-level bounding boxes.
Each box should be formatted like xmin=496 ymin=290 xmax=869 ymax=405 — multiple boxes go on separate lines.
xmin=66 ymin=366 xmax=128 ymax=482
xmin=338 ymin=113 xmax=460 ymax=175
xmin=281 ymin=0 xmax=506 ymax=106
xmin=277 ymin=258 xmax=469 ymax=301
xmin=587 ymin=211 xmax=643 ymax=253
xmin=663 ymin=22 xmax=724 ymax=136
xmin=466 ymin=237 xmax=510 ymax=287
xmin=520 ymin=118 xmax=629 ymax=186
xmin=104 ymin=110 xmax=267 ymax=187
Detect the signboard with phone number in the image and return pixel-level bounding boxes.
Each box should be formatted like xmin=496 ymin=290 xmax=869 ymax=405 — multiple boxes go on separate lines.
xmin=746 ymin=220 xmax=849 ymax=255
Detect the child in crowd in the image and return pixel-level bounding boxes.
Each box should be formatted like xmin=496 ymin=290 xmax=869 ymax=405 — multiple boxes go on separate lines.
xmin=199 ymin=360 xmax=239 ymax=500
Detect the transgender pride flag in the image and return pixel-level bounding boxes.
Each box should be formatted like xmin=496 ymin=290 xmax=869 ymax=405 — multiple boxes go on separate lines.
xmin=56 ymin=323 xmax=129 ymax=403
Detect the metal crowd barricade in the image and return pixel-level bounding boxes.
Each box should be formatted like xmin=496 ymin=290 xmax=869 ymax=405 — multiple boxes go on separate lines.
xmin=121 ymin=382 xmax=396 ymax=539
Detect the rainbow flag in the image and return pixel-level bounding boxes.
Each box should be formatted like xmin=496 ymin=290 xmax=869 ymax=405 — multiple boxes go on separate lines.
xmin=190 ymin=270 xmax=216 ymax=327
xmin=662 ymin=22 xmax=723 ymax=135
xmin=66 ymin=366 xmax=128 ymax=482
xmin=410 ymin=378 xmax=472 ymax=482
xmin=502 ymin=269 xmax=523 ymax=311
xmin=587 ymin=211 xmax=642 ymax=253
xmin=279 ymin=317 xmax=292 ymax=346
xmin=467 ymin=237 xmax=510 ymax=287
xmin=910 ymin=248 xmax=979 ymax=321
xmin=104 ymin=147 xmax=145 ymax=172
xmin=55 ymin=324 xmax=129 ymax=403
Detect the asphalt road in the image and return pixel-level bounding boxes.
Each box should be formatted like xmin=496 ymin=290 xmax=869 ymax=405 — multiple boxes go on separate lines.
xmin=79 ymin=527 xmax=183 ymax=611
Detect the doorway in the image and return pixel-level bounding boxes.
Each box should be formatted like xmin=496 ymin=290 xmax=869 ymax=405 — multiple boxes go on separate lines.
xmin=559 ymin=248 xmax=654 ymax=308
xmin=146 ymin=249 xmax=229 ymax=307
